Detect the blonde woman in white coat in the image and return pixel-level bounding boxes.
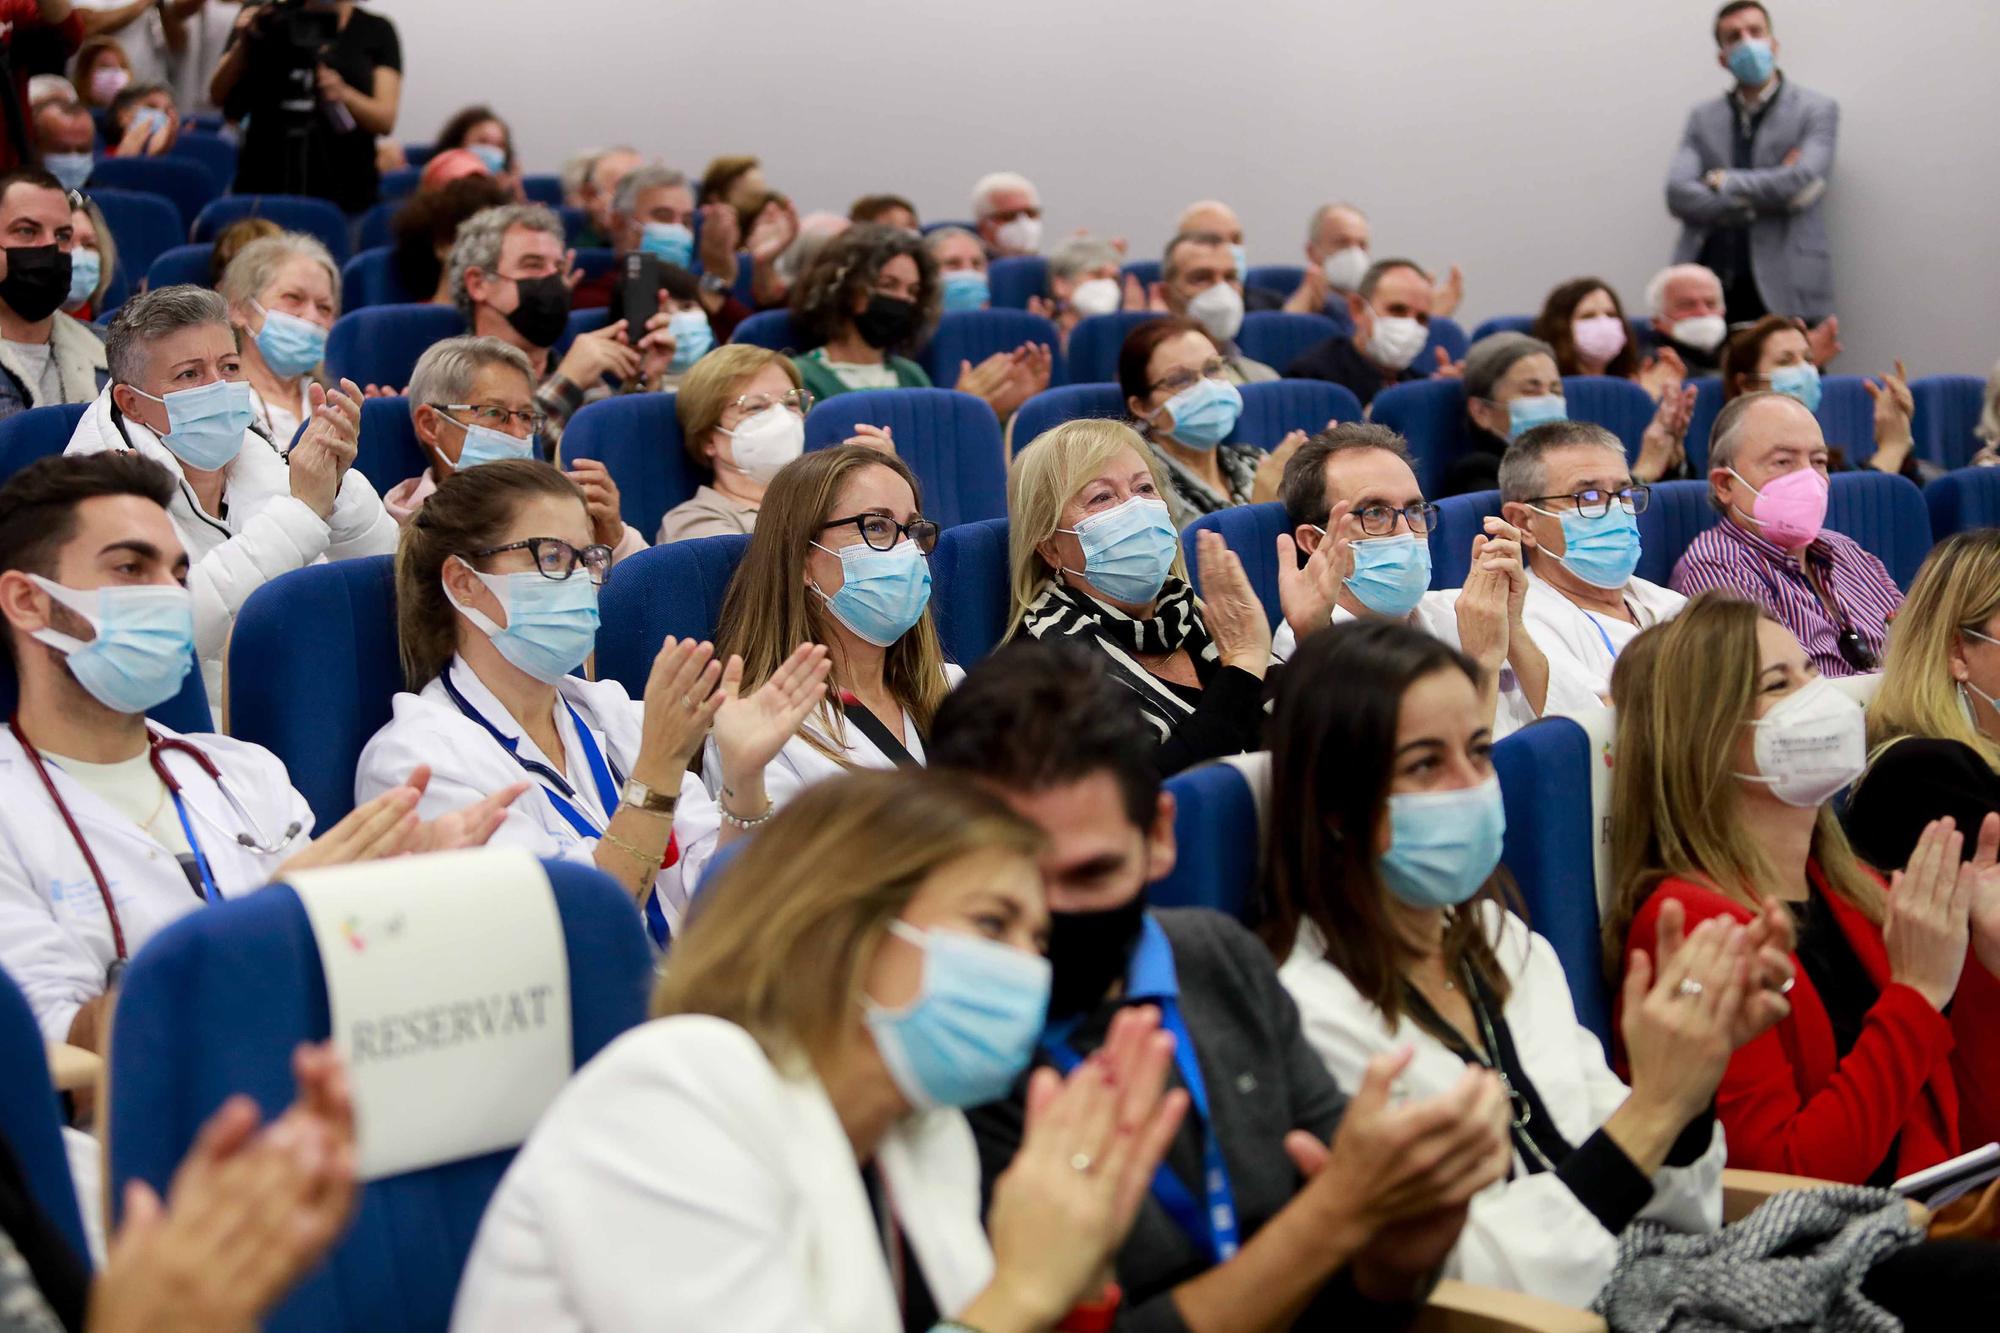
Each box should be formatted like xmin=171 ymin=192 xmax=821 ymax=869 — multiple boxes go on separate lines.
xmin=452 ymin=769 xmax=1189 ymax=1333
xmin=1258 ymin=619 xmax=1797 ymax=1309
xmin=65 ymin=285 xmax=397 ymax=710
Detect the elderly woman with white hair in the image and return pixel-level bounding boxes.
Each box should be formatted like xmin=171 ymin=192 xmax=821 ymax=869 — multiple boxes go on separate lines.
xmin=220 ymin=232 xmax=342 ymax=446
xmin=1037 ymin=235 xmax=1123 ymax=337
xmin=971 ymin=170 xmax=1042 ymax=257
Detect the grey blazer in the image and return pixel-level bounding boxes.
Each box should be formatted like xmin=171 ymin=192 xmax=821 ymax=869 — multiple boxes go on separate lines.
xmin=1665 ymin=77 xmax=1840 ymax=320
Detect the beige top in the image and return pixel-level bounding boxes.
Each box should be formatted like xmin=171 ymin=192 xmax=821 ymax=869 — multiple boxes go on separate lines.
xmin=657 ymin=485 xmax=759 ymax=544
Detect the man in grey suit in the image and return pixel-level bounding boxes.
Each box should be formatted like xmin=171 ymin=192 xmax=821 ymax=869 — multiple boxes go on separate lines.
xmin=1666 ymin=2 xmax=1840 ymax=338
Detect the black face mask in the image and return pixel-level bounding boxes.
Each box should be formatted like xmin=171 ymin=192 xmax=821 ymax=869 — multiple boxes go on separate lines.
xmin=853 ymin=292 xmax=919 ymax=350
xmin=1045 ymin=894 xmax=1148 ymax=1021
xmin=502 ymin=272 xmax=572 ymax=350
xmin=0 ymin=244 xmax=72 ymax=323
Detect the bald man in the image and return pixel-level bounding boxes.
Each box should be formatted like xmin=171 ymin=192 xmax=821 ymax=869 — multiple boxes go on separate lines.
xmin=1174 ymin=200 xmax=1285 ymax=311
xmin=1285 ymin=202 xmax=1464 ymax=325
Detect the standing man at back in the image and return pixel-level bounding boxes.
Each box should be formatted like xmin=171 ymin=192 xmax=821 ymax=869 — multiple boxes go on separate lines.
xmin=1665 ymin=3 xmax=1838 ymax=329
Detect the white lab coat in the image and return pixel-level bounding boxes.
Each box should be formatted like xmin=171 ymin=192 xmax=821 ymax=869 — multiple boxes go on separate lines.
xmin=1280 ymin=904 xmax=1724 ymax=1308
xmin=1520 ymin=569 xmax=1687 ymax=707
xmin=680 ymin=664 xmax=966 ymax=891
xmin=354 ymin=657 xmax=718 ymax=932
xmin=0 ymin=723 xmax=314 ymax=1044
xmin=451 ymin=1014 xmax=995 ymax=1333
xmin=65 ymin=388 xmax=400 ymax=713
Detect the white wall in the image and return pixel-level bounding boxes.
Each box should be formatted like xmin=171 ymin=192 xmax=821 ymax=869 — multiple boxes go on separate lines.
xmin=391 ymin=0 xmax=1999 ymax=377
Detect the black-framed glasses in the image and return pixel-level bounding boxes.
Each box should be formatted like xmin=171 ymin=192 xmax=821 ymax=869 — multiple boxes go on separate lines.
xmin=1148 ymin=358 xmax=1228 ymax=396
xmin=727 ymin=387 xmax=813 ymax=418
xmin=1353 ymin=501 xmax=1441 ymax=536
xmin=437 ymin=402 xmax=548 ymax=436
xmin=821 ymin=513 xmax=940 ymax=554
xmin=1523 ymin=485 xmax=1651 ymax=518
xmin=471 ymin=537 xmax=614 ymax=586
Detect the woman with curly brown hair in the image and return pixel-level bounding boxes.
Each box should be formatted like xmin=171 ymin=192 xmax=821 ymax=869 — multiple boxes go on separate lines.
xmin=788 ymin=223 xmax=940 ymax=402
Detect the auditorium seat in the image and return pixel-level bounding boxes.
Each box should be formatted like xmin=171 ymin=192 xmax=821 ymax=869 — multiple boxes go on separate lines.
xmin=1815 ymin=375 xmax=1877 ymax=462
xmin=1066 ymin=311 xmax=1160 ymax=385
xmin=107 ymin=856 xmax=651 ymax=1333
xmin=86 ymin=155 xmax=218 ymax=230
xmin=917 ymin=308 xmax=1065 ymax=390
xmin=0 ymin=966 xmax=88 ymax=1266
xmin=1228 ymin=378 xmax=1363 ymax=449
xmin=168 ymin=130 xmax=238 ymax=191
xmin=1913 ymin=374 xmax=1986 ymax=469
xmin=379 ymin=166 xmax=421 ymax=200
xmin=729 ymin=308 xmax=807 ymax=353
xmin=1685 ymin=376 xmax=1726 ymax=470
xmin=1562 ymin=375 xmax=1658 ymax=457
xmin=1011 ymin=382 xmax=1126 ymax=451
xmin=340 ymin=246 xmax=415 ymax=310
xmin=354 ymin=396 xmax=428 ymax=496
xmin=91 ymin=187 xmax=183 ymax=285
xmin=929 ymin=516 xmax=1012 ymax=665
xmin=1121 ymin=259 xmax=1161 ymax=290
xmin=557 ymin=206 xmax=589 ymax=246
xmin=145 ymin=241 xmax=215 ymax=292
xmin=803 ymin=388 xmax=1007 ymax=528
xmin=986 ymin=255 xmax=1047 ymax=309
xmin=324 ymin=305 xmax=464 ymax=391
xmin=355 ymin=199 xmax=399 ymax=252
xmin=1470 ymin=315 xmax=1536 ymax=343
xmin=1634 ymin=479 xmax=1716 ymax=586
xmin=1236 ymin=312 xmax=1340 ymax=376
xmin=1923 ymin=466 xmax=2000 ymax=540
xmin=595 ymin=535 xmax=749 ymax=698
xmin=401 ymin=143 xmax=434 ymax=168
xmin=1824 ymin=470 xmax=1930 ymax=589
xmin=1150 ymin=754 xmax=1265 ymax=921
xmin=1370 ymin=377 xmax=1471 ymax=496
xmin=521 ymin=174 xmax=564 ymax=207
xmin=226 ymin=556 xmax=401 ymax=826
xmin=0 ymin=402 xmax=88 ymax=483
xmin=193 ymin=196 xmax=353 ymax=264
xmin=1181 ymin=501 xmax=1288 ymax=627
xmin=1428 ymin=489 xmax=1500 ymax=590
xmin=921 ymin=219 xmax=977 ymax=236
xmin=1245 ymin=265 xmax=1304 ymax=297
xmin=1424 ymin=316 xmax=1471 ymax=367
xmin=560 ymin=392 xmax=701 ymax=539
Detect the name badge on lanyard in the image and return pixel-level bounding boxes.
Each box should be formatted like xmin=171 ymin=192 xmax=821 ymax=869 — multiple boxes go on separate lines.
xmin=1043 ymin=998 xmax=1240 ymax=1263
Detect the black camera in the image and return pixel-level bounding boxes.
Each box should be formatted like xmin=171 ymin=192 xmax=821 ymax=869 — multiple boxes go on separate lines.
xmin=248 ymin=0 xmax=340 ymax=56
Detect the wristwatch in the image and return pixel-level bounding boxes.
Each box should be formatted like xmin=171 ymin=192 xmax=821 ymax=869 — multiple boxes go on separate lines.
xmin=698 ymin=272 xmax=730 ymax=295
xmin=620 ymin=778 xmax=678 ymax=815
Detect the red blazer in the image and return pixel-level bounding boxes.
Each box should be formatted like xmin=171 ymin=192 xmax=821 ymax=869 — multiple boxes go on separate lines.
xmin=1629 ymin=864 xmax=2000 ymax=1183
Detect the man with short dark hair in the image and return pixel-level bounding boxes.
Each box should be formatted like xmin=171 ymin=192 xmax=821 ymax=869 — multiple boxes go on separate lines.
xmin=1281 ymin=259 xmax=1441 ymax=406
xmin=0 ymin=166 xmax=106 ymax=419
xmin=1160 ymin=231 xmax=1276 ymax=385
xmin=933 ymin=639 xmax=1512 ymax=1332
xmin=1666 ymin=2 xmax=1840 ymax=328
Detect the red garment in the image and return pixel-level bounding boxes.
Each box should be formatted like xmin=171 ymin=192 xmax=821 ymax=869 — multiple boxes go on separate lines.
xmin=1628 ymin=866 xmax=2000 ymax=1183
xmin=0 ymin=2 xmax=81 ymax=172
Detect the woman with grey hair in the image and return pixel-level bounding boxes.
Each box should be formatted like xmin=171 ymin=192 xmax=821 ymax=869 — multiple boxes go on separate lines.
xmin=219 ymin=232 xmax=341 ymax=446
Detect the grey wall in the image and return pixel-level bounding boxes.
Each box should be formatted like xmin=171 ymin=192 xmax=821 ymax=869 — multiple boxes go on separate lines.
xmin=390 ymin=0 xmax=1999 ymax=376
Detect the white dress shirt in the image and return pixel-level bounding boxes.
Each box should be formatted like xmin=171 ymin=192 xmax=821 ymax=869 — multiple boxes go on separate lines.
xmin=1520 ymin=568 xmax=1687 ymax=706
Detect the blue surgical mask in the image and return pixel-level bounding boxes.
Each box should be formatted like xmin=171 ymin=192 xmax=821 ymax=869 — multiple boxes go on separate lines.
xmin=28 ymin=578 xmax=194 ymax=714
xmin=1727 ymin=36 xmax=1775 ymax=86
xmin=639 ymin=221 xmax=694 ymax=269
xmin=666 ymin=308 xmax=713 ymax=373
xmin=865 ymin=921 xmax=1050 ymax=1110
xmin=1345 ymin=533 xmax=1431 ymax=618
xmin=1542 ymin=503 xmax=1642 ymax=590
xmin=1061 ymin=495 xmax=1178 ymax=604
xmin=45 ymin=151 xmax=92 ymax=194
xmin=1768 ymin=362 xmax=1822 ymax=414
xmin=1157 ymin=377 xmax=1242 ymax=450
xmin=812 ymin=538 xmax=932 ymax=647
xmin=131 ymin=378 xmax=255 ymax=471
xmin=468 ymin=142 xmax=508 ymax=175
xmin=252 ymin=302 xmax=328 ymax=378
xmin=1505 ymin=394 xmax=1568 ymax=442
xmin=1230 ymin=243 xmax=1249 ymax=282
xmin=452 ymin=417 xmax=537 ymax=470
xmin=446 ymin=561 xmax=599 ymax=684
xmin=941 ymin=269 xmax=990 ymax=312
xmin=64 ymin=247 xmax=100 ymax=310
xmin=1381 ymin=775 xmax=1507 ymax=909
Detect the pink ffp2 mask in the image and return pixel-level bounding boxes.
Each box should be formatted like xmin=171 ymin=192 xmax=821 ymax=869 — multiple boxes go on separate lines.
xmin=1572 ymin=314 xmax=1628 ymax=364
xmin=1732 ymin=466 xmax=1828 ymax=549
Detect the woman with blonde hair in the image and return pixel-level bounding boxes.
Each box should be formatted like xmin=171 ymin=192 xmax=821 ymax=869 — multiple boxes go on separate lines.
xmin=218 ymin=231 xmax=341 ymax=445
xmin=452 ymin=769 xmax=1187 ymax=1332
xmin=655 ymin=344 xmax=811 ymax=542
xmin=1849 ymin=530 xmax=2000 ymax=870
xmin=1007 ymin=418 xmax=1338 ymax=773
xmin=61 ymin=197 xmax=117 ymax=321
xmin=1607 ymin=592 xmax=2000 ymax=1183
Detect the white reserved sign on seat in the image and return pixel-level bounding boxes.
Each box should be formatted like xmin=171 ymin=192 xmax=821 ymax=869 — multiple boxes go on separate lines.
xmin=291 ymin=847 xmax=573 ymax=1180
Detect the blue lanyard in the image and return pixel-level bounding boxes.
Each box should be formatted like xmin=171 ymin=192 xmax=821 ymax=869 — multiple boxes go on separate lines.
xmin=165 ymin=787 xmax=221 ymax=905
xmin=1582 ymin=611 xmax=1619 ymax=662
xmin=1043 ymin=997 xmax=1239 ymax=1263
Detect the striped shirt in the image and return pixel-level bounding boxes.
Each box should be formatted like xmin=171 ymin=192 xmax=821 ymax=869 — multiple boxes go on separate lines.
xmin=1669 ymin=517 xmax=1902 ymax=677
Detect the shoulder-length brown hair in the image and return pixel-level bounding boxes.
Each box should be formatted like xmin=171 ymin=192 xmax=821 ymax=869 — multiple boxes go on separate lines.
xmin=716 ymin=445 xmax=951 ymax=761
xmin=1259 ymin=620 xmax=1519 ymax=1025
xmin=1533 ymin=277 xmax=1638 ymax=380
xmin=653 ymin=769 xmax=1044 ymax=1070
xmin=1721 ymin=314 xmax=1809 ymax=400
xmin=1605 ymin=593 xmax=1885 ymax=974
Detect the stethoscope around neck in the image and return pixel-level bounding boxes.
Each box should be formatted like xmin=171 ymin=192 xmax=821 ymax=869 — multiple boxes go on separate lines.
xmin=9 ymin=717 xmax=303 ymax=961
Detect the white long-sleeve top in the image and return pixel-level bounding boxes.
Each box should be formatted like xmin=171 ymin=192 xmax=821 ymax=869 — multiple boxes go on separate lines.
xmin=1280 ymin=904 xmax=1724 ymax=1308
xmin=1519 ymin=568 xmax=1687 ymax=708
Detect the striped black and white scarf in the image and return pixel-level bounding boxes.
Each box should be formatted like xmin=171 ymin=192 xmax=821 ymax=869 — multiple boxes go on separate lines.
xmin=1021 ymin=576 xmax=1218 ymax=740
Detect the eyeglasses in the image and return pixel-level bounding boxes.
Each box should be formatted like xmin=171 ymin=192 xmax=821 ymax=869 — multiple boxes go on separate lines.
xmin=1148 ymin=358 xmax=1228 ymax=396
xmin=471 ymin=537 xmax=614 ymax=586
xmin=1352 ymin=501 xmax=1442 ymax=536
xmin=438 ymin=403 xmax=548 ymax=435
xmin=821 ymin=513 xmax=940 ymax=554
xmin=1523 ymin=485 xmax=1651 ymax=518
xmin=728 ymin=388 xmax=813 ymax=417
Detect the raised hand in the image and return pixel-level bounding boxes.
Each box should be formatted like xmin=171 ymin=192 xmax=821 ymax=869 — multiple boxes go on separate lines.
xmin=1621 ymin=909 xmax=1749 ymax=1131
xmin=1806 ymin=316 xmax=1842 ymax=368
xmin=1961 ymin=812 xmax=2000 ymax=978
xmin=1252 ymin=430 xmax=1309 ymax=504
xmin=744 ymin=198 xmax=798 ymax=266
xmin=1885 ymin=817 xmax=1972 ymax=1011
xmin=1431 ymin=264 xmax=1465 ymax=319
xmin=1477 ymin=517 xmax=1530 ymax=620
xmin=1635 ymin=382 xmax=1696 ymax=482
xmin=634 ymin=637 xmax=726 ymax=790
xmin=711 ymin=644 xmax=832 ymax=795
xmin=1454 ymin=537 xmax=1511 ymax=674
xmin=1864 ymin=359 xmax=1916 ymax=463
xmin=1734 ymin=895 xmax=1798 ymax=1046
xmin=407 ymin=781 xmax=529 ymax=854
xmin=842 ymin=423 xmax=895 ymax=454
xmin=555 ymin=321 xmax=642 ymax=392
xmin=1194 ymin=529 xmax=1273 ymax=676
xmin=1431 ymin=347 xmax=1465 ymax=379
xmin=565 ymin=456 xmax=627 ymax=547
xmin=1637 ymin=346 xmax=1688 ymax=401
xmin=1275 ymin=505 xmax=1348 ymax=645
xmin=1283 ymin=266 xmax=1331 ymax=315
xmin=277 ymin=783 xmax=424 ymax=874
xmin=697 ymin=204 xmax=742 ymax=286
